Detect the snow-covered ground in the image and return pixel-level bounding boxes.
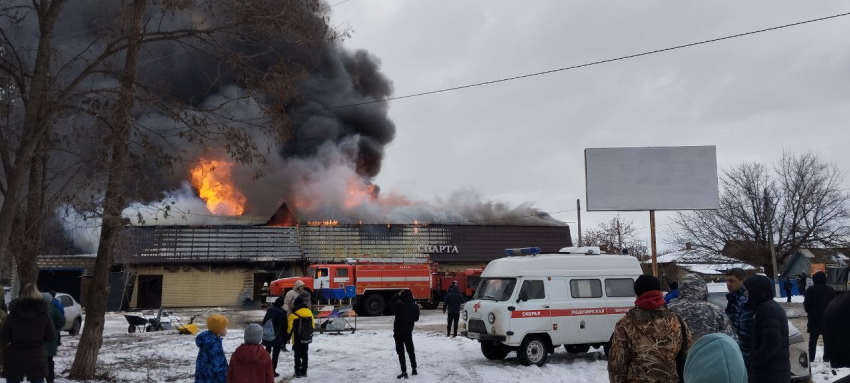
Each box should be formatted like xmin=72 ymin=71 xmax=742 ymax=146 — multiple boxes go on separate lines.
xmin=50 ymin=308 xmax=848 ymax=382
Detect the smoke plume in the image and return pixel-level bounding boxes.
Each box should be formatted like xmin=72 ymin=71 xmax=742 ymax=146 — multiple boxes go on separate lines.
xmin=2 ymin=0 xmax=563 ymax=253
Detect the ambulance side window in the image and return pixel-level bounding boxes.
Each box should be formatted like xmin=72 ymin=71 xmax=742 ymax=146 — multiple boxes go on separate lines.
xmin=605 ymin=278 xmax=635 ymax=297
xmin=570 ymin=279 xmax=603 ymax=298
xmin=519 ymin=280 xmax=546 ymax=300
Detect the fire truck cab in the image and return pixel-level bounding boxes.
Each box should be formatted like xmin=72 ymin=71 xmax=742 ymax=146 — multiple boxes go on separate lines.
xmin=462 ymin=247 xmax=642 ymax=366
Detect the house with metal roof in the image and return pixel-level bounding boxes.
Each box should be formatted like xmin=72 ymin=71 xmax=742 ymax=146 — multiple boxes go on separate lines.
xmin=780 ymin=248 xmax=850 ymax=291
xmin=112 ymin=223 xmax=572 ymax=309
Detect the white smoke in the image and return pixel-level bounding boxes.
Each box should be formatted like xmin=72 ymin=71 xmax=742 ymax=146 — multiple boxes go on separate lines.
xmin=59 ymin=182 xmax=265 ymax=253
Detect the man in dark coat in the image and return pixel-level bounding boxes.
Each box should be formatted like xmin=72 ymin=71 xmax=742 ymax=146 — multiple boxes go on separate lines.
xmin=262 ymin=297 xmax=288 ymax=377
xmin=744 ymin=275 xmax=790 ymax=383
xmin=725 ymin=268 xmax=753 ymax=366
xmin=0 ymin=284 xmax=55 ymax=383
xmin=803 ymin=271 xmax=835 ymax=362
xmin=389 ymin=290 xmax=419 ymax=379
xmin=822 ymin=289 xmax=850 ymax=382
xmin=783 ymin=277 xmax=793 ymax=303
xmin=443 ymin=285 xmax=464 ymax=337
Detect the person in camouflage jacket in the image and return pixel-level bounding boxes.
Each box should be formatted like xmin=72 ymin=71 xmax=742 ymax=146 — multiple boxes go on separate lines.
xmin=724 ymin=268 xmax=753 ymax=366
xmin=668 ymin=274 xmax=735 ymax=341
xmin=608 ymin=275 xmax=693 ymax=383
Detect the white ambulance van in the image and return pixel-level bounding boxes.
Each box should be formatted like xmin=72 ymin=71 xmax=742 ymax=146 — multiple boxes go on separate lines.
xmin=461 ymin=247 xmax=643 ymax=366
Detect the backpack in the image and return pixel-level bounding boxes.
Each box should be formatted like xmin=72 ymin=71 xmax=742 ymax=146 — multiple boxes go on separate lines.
xmin=294 ymin=315 xmax=313 ymax=344
xmin=262 ymin=318 xmax=278 ymax=342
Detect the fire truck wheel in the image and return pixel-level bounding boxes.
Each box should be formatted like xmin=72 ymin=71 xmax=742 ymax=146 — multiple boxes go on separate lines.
xmin=565 ymin=344 xmax=591 ymax=354
xmin=518 ymin=335 xmax=549 ymax=367
xmin=480 ymin=341 xmax=510 ymax=360
xmin=420 ymin=300 xmax=439 ymax=310
xmin=361 ymin=293 xmax=386 ymax=317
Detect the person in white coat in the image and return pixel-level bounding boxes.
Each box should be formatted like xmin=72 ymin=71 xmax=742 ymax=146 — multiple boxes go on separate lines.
xmin=283 ymin=280 xmax=305 ymax=313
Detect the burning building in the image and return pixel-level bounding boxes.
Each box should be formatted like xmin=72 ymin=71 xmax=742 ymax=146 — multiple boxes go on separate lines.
xmin=115 ymin=220 xmax=571 ymax=309
xmin=43 ymin=3 xmax=572 ymax=309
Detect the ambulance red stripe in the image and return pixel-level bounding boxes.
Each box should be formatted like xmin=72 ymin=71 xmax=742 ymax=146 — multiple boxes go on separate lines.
xmin=509 ymin=307 xmax=633 ymax=318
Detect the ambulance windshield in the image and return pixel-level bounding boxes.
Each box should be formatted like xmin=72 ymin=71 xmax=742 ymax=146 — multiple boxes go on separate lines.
xmin=474 ymin=278 xmax=517 ymax=301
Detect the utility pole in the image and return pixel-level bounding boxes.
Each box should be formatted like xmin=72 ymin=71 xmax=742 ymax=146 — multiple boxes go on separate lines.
xmin=616 ymin=217 xmax=623 ymax=255
xmin=650 ymin=210 xmax=658 ymax=277
xmin=576 ymin=199 xmax=582 ymax=247
xmin=765 ymin=188 xmax=781 ymax=297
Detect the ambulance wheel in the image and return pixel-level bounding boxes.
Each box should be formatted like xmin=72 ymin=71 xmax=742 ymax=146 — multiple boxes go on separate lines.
xmin=518 ymin=336 xmax=548 ymax=366
xmin=565 ymin=344 xmax=590 ymax=354
xmin=480 ymin=341 xmax=510 ymax=360
xmin=361 ymin=294 xmax=386 ymax=317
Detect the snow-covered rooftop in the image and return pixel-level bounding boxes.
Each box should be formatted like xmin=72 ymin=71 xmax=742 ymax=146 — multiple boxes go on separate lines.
xmin=647 ymin=248 xmax=755 ymax=275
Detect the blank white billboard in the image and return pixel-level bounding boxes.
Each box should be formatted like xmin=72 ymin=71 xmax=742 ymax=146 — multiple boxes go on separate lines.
xmin=585 ymin=146 xmax=720 ymax=211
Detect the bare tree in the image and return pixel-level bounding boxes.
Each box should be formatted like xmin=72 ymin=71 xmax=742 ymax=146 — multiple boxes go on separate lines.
xmin=583 ymin=215 xmax=648 ymax=258
xmin=671 ymin=152 xmax=850 ymax=277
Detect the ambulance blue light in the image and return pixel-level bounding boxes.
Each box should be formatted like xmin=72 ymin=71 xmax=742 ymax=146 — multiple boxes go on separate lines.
xmin=504 ymin=247 xmax=542 ymax=256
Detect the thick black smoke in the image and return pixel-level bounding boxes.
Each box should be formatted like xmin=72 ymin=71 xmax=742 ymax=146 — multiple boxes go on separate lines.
xmin=283 ymin=48 xmax=395 ymax=178
xmin=3 ymin=0 xmax=562 ymax=242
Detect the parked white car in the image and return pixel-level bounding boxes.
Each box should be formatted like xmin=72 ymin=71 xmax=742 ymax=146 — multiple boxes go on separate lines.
xmin=54 ymin=293 xmax=84 ymax=335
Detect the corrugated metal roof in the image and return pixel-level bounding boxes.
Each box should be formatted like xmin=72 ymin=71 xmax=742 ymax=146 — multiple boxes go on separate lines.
xmin=115 ymin=224 xmax=572 ymax=265
xmin=116 ymin=226 xmax=301 ymax=264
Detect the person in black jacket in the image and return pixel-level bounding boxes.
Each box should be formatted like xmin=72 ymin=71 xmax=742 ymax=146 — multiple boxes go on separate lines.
xmin=389 ymin=290 xmax=419 ymax=379
xmin=0 ymin=283 xmax=55 ymax=383
xmin=744 ymin=275 xmax=790 ymax=383
xmin=783 ymin=277 xmax=793 ymax=303
xmin=262 ymin=297 xmax=288 ymax=377
xmin=822 ymin=288 xmax=850 ymax=380
xmin=443 ymin=285 xmax=464 ymax=337
xmin=803 ymin=271 xmax=835 ymax=362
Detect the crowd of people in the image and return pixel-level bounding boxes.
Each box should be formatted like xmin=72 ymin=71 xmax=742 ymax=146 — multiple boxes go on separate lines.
xmin=608 ymin=268 xmax=850 ymax=383
xmin=3 ymin=269 xmax=847 ymax=383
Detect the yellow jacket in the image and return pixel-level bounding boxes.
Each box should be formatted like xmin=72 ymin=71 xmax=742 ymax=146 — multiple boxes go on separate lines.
xmin=287 ymin=307 xmax=314 ymax=344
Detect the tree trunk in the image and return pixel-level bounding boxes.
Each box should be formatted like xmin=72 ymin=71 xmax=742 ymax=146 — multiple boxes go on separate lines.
xmin=15 ymin=144 xmax=49 ymax=288
xmin=69 ymin=0 xmax=146 ymax=378
xmin=0 ymin=0 xmax=63 ymax=280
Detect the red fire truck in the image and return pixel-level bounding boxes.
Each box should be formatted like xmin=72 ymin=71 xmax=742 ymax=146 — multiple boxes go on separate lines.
xmin=270 ymin=261 xmax=432 ymax=316
xmin=269 ymin=261 xmax=484 ymax=316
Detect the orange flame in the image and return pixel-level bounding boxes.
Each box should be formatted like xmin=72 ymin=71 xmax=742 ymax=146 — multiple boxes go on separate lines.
xmin=190 ymin=158 xmax=246 ymax=216
xmin=345 ymin=179 xmax=378 ymax=209
xmin=308 ymin=220 xmax=339 ymax=226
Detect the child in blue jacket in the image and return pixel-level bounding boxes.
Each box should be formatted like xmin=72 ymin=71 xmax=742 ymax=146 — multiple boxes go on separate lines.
xmin=195 ymin=314 xmax=229 ymax=383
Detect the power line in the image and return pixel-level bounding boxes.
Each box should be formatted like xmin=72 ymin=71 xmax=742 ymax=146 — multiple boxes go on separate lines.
xmin=312 ymin=10 xmax=850 ymax=112
xmin=327 ymin=0 xmax=355 ymax=8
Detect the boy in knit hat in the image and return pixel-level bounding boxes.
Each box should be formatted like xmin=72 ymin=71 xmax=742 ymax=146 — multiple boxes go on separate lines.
xmin=195 ymin=314 xmax=229 ymax=383
xmin=227 ymin=324 xmax=274 ymax=383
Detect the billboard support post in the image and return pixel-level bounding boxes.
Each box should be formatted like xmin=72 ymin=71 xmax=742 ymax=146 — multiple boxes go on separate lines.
xmin=576 ymin=199 xmax=582 ymax=247
xmin=650 ymin=210 xmax=658 ymax=277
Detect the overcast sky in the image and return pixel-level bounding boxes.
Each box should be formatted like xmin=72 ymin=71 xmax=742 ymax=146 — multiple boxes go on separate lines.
xmin=329 ymin=1 xmax=850 ymax=251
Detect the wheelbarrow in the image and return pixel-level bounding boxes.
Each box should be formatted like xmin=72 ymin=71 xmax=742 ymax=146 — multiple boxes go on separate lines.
xmin=124 ymin=313 xmax=161 ymax=333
